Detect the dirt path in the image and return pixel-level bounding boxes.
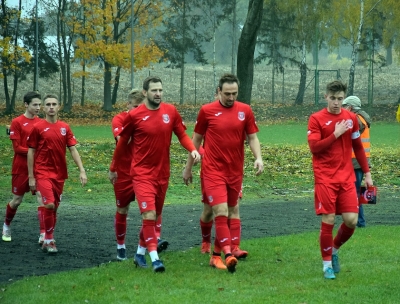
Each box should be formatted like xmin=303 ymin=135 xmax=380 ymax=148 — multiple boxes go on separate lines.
xmin=1 ymin=194 xmax=398 ymax=286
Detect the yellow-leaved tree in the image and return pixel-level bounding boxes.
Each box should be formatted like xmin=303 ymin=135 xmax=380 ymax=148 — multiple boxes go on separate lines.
xmin=73 ymin=0 xmax=164 ymax=110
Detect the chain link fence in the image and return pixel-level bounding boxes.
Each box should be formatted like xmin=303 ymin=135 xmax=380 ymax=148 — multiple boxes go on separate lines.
xmin=2 ymin=64 xmax=399 ymax=106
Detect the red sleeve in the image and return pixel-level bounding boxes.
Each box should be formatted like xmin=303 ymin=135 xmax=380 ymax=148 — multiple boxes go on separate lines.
xmin=12 ymin=139 xmax=28 ymax=155
xmin=109 ymin=114 xmax=133 ymax=172
xmin=308 ymin=133 xmax=337 ymax=154
xmin=178 ymin=134 xmax=196 ymax=152
xmin=352 ymin=137 xmax=370 ymax=173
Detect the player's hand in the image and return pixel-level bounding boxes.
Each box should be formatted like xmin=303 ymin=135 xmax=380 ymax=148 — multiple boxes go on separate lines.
xmin=80 ymin=171 xmax=87 ymax=187
xmin=109 ymin=171 xmax=118 ymax=185
xmin=364 ymin=172 xmax=373 ymax=187
xmin=182 ymin=168 xmax=193 ymax=185
xmin=333 ymin=120 xmax=350 ymax=138
xmin=191 ymin=150 xmax=201 ymax=163
xmin=254 ymin=159 xmax=264 ymax=176
xmin=29 ymin=177 xmax=36 ymax=191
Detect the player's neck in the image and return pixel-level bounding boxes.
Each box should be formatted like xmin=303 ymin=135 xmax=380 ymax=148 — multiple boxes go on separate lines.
xmin=45 ymin=116 xmax=58 ymax=123
xmin=145 ymin=99 xmax=161 ymax=110
xmin=24 ymin=111 xmax=35 ymax=119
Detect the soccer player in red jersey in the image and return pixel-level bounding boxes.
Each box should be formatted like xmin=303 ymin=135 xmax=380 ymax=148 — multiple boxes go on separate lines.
xmin=186 ymin=74 xmax=264 ymax=273
xmin=27 ymin=94 xmax=87 ymax=254
xmin=109 ymin=76 xmax=200 ymax=272
xmin=307 ymin=80 xmax=373 ymax=279
xmin=111 ymin=89 xmax=168 ymax=261
xmin=2 ymin=92 xmax=45 ymax=243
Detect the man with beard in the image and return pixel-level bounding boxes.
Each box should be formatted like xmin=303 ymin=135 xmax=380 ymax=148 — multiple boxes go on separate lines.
xmin=109 ymin=76 xmax=200 ymax=272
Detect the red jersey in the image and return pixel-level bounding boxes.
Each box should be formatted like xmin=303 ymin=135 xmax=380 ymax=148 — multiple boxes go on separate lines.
xmin=307 ymin=108 xmax=360 ymax=184
xmin=119 ymin=103 xmax=189 ymax=179
xmin=194 ymin=100 xmax=259 ymax=177
xmin=27 ymin=120 xmax=77 ymax=180
xmin=9 ymin=114 xmax=41 ymax=175
xmin=111 ymin=111 xmax=133 ymax=180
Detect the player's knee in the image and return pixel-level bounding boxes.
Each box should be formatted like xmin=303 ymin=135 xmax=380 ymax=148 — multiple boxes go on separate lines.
xmin=44 ymin=203 xmax=56 ymax=210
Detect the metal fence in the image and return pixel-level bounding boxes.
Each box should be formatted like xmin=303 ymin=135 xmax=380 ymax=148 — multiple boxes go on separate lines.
xmin=2 ymin=63 xmax=399 ymax=105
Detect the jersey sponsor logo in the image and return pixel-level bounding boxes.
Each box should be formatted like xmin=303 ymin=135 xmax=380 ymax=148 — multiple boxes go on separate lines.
xmin=116 ymin=199 xmax=120 ymax=206
xmin=44 ymin=128 xmax=50 ymax=132
xmin=162 ymin=114 xmax=170 ymax=124
xmin=60 ymin=128 xmax=66 ymax=136
xmin=13 ymin=187 xmax=17 ymax=193
xmin=23 ymin=123 xmax=29 ymax=126
xmin=142 ymin=116 xmax=150 ymax=121
xmin=141 ymin=201 xmax=147 ymax=209
xmin=325 ymin=121 xmax=332 ymax=125
xmin=208 ymin=195 xmax=213 ymax=203
xmin=215 ymin=112 xmax=222 ymax=116
xmin=238 ymin=111 xmax=245 ymax=121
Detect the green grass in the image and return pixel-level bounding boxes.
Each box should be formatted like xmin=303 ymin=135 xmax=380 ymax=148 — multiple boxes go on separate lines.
xmin=1 ymin=123 xmax=399 ymax=207
xmin=1 ymin=226 xmax=399 ymax=303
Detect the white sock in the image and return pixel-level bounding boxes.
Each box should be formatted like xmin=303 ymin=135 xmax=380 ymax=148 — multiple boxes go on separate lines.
xmin=149 ymin=250 xmax=159 ymax=262
xmin=44 ymin=239 xmax=54 ymax=244
xmin=117 ymin=244 xmax=126 ymax=249
xmin=3 ymin=223 xmax=9 ymax=230
xmin=332 ymin=247 xmax=339 ymax=255
xmin=323 ymin=261 xmax=332 ymax=272
xmin=136 ymin=245 xmax=146 ymax=255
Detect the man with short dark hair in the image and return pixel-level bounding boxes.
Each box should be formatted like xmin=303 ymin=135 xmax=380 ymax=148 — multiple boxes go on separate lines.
xmin=27 ymin=94 xmax=87 ymax=254
xmin=307 ymin=80 xmax=373 ymax=279
xmin=185 ymin=73 xmax=263 ymax=273
xmin=2 ymin=92 xmax=44 ymax=243
xmin=109 ymin=76 xmax=200 ymax=272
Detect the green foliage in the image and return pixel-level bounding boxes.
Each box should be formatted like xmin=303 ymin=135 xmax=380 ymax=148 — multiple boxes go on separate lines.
xmin=1 ymin=226 xmax=400 ymax=303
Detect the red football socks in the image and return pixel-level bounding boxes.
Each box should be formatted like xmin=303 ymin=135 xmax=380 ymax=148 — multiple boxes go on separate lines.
xmin=44 ymin=208 xmax=55 ymax=240
xmin=320 ymin=222 xmax=334 ymax=261
xmin=4 ymin=203 xmax=17 ymax=226
xmin=200 ymin=219 xmax=213 ymax=243
xmin=115 ymin=212 xmax=127 ymax=245
xmin=333 ymin=222 xmax=355 ymax=249
xmin=214 ymin=216 xmax=231 ymax=255
xmin=228 ymin=218 xmax=241 ymax=247
xmin=142 ymin=219 xmax=157 ymax=252
xmin=155 ymin=215 xmax=162 ymax=239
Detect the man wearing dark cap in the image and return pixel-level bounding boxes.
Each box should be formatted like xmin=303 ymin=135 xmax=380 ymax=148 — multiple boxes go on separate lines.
xmin=342 ymin=95 xmax=372 ymax=228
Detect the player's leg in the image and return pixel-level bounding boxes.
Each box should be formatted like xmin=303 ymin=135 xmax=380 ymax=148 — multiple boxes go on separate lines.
xmin=36 ymin=191 xmax=46 ymax=245
xmin=354 ymin=169 xmax=366 ymax=227
xmin=200 ymin=197 xmax=213 ymax=254
xmin=155 ymin=214 xmax=169 ymax=253
xmin=332 ymin=183 xmax=358 ymax=274
xmin=2 ymin=194 xmax=23 ymax=242
xmin=315 ymin=183 xmax=337 ymax=279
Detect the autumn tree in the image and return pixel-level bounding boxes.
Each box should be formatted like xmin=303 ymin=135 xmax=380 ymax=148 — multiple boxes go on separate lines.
xmin=73 ymin=0 xmax=164 ymax=111
xmin=0 ymin=0 xmax=31 ymax=113
xmin=155 ymin=0 xmax=209 ymax=104
xmin=236 ymin=0 xmax=264 ymax=104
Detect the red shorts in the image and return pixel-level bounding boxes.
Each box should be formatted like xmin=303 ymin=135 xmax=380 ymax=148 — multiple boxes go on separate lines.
xmin=133 ymin=178 xmax=168 ymax=215
xmin=202 ymin=175 xmax=242 ymax=207
xmin=37 ymin=179 xmax=64 ymax=208
xmin=314 ymin=183 xmax=358 ymax=215
xmin=113 ymin=179 xmax=135 ymax=208
xmin=11 ymin=174 xmax=30 ymax=196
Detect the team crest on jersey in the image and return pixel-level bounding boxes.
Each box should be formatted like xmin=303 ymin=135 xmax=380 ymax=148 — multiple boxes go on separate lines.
xmin=162 ymin=114 xmax=170 ymax=124
xmin=141 ymin=201 xmax=147 ymax=209
xmin=208 ymin=195 xmax=213 ymax=203
xmin=60 ymin=128 xmax=66 ymax=136
xmin=346 ymin=119 xmax=353 ymax=129
xmin=238 ymin=111 xmax=245 ymax=121
xmin=13 ymin=187 xmax=17 ymax=193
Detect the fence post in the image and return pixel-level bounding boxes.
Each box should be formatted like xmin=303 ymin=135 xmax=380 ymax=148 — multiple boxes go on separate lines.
xmin=195 ymin=70 xmax=197 ymax=105
xmin=314 ymin=69 xmax=319 ymax=105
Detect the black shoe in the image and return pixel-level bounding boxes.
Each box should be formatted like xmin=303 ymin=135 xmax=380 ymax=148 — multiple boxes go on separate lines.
xmin=157 ymin=239 xmax=169 ymax=253
xmin=152 ymin=260 xmax=165 ymax=272
xmin=117 ymin=248 xmax=127 ymax=261
xmin=134 ymin=254 xmax=148 ymax=268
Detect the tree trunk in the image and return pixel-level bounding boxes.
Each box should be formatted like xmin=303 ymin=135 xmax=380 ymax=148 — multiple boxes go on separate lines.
xmin=348 ymin=0 xmax=364 ymax=96
xmin=179 ymin=0 xmax=186 ymax=105
xmin=112 ymin=66 xmax=121 ymax=105
xmin=236 ymin=0 xmax=264 ymax=104
xmin=81 ymin=62 xmax=86 ymax=106
xmin=103 ymin=61 xmax=113 ymax=111
xmin=2 ymin=69 xmax=12 ymax=114
xmin=295 ymin=61 xmax=307 ymax=105
xmin=386 ymin=40 xmax=392 ymax=66
xmin=295 ymin=41 xmax=307 ymax=105
xmin=231 ymin=0 xmax=237 ymax=74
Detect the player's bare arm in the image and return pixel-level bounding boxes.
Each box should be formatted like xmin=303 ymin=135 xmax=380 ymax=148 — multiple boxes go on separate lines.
xmin=27 ymin=147 xmax=36 ymax=191
xmin=68 ymin=146 xmax=87 ymax=187
xmin=247 ymin=133 xmax=264 ymax=175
